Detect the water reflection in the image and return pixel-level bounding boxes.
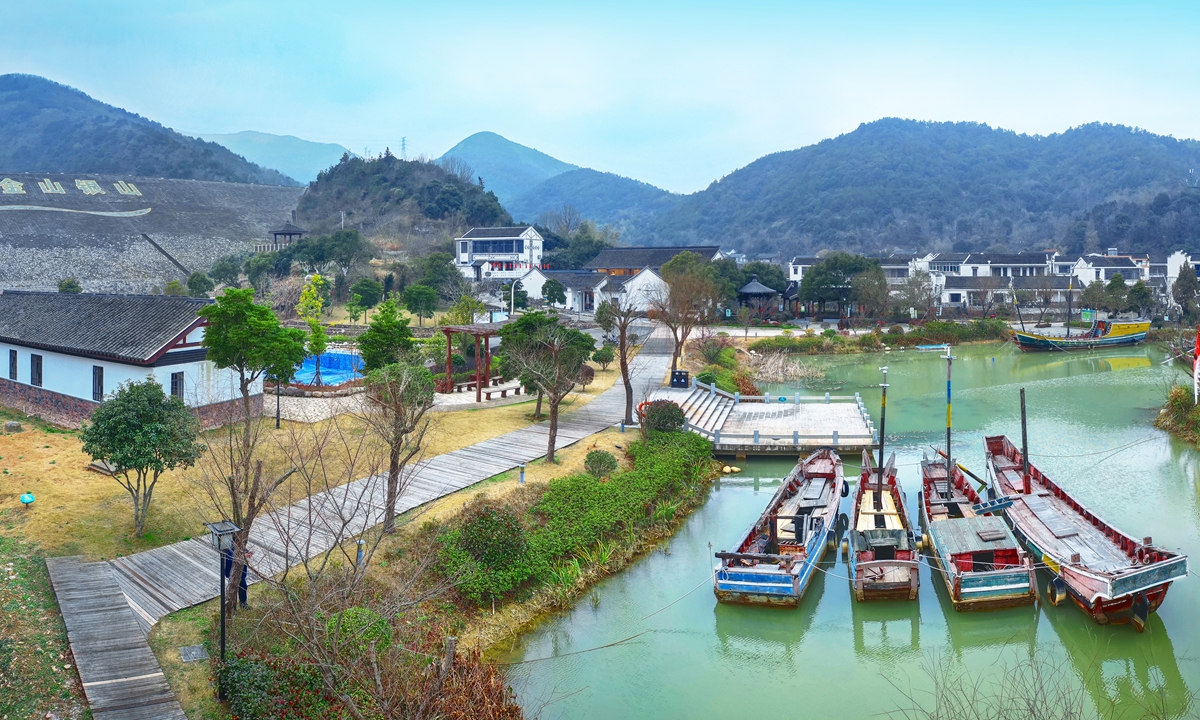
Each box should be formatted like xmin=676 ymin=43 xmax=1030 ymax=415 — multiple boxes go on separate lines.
xmin=1042 ymin=596 xmax=1193 ymax=718
xmin=712 ymin=561 xmax=826 ymax=670
xmin=851 ymin=595 xmax=921 ymax=664
xmin=931 ymin=572 xmax=1039 ymax=659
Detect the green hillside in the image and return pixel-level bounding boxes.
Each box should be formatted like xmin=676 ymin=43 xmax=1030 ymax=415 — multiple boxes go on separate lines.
xmin=633 ymin=119 xmax=1200 ymax=254
xmin=507 ymin=168 xmax=681 ymax=232
xmin=295 ymin=151 xmax=510 ymax=236
xmin=439 ymin=131 xmax=577 ymax=203
xmin=194 ymin=130 xmax=350 ymax=183
xmin=0 ymin=74 xmax=298 ymax=186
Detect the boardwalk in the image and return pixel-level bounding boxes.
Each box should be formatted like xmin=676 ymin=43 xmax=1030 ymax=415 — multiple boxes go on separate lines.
xmin=46 ymin=557 xmax=187 ymax=720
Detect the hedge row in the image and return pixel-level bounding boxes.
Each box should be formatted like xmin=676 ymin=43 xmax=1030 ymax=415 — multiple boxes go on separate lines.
xmin=439 ymin=431 xmax=714 ymax=603
xmin=749 ymin=319 xmax=1009 ymax=355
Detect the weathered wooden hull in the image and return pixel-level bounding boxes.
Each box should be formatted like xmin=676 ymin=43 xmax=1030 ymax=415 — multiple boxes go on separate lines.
xmin=985 ymin=435 xmax=1188 ymax=628
xmin=714 ymin=532 xmax=830 ymax=607
xmin=849 ymin=558 xmax=919 ymax=601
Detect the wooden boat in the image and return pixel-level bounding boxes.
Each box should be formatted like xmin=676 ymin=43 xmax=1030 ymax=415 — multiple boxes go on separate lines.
xmin=714 ymin=448 xmax=846 ymax=606
xmin=918 ymin=455 xmax=1036 ymax=611
xmin=985 ymin=434 xmax=1188 ymax=629
xmin=1012 ymin=319 xmax=1149 ymax=351
xmin=846 ymin=451 xmax=919 ymax=601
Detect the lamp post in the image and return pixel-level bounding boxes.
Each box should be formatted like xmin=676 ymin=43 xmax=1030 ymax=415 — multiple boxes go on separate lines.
xmin=205 ymin=520 xmax=240 ymax=701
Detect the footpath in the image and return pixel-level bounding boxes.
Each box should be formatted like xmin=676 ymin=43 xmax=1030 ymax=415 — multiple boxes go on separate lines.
xmin=47 ymin=329 xmax=673 ymax=719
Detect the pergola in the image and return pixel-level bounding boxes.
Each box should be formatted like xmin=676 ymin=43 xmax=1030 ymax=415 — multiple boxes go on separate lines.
xmin=440 ymin=321 xmax=509 ymax=402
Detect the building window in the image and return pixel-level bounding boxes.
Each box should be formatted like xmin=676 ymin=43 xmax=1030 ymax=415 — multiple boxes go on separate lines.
xmin=7 ymin=350 xmax=14 ymax=381
xmin=30 ymin=354 xmax=42 ymax=387
xmin=170 ymin=371 xmax=184 ymax=398
xmin=949 ymin=293 xmax=962 ymax=303
xmin=459 ymin=241 xmax=468 ymax=256
xmin=92 ymin=366 xmax=104 ymax=402
xmin=972 ymin=267 xmax=978 ymax=277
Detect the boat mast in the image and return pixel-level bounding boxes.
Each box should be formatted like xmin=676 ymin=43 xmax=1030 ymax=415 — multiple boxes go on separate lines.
xmin=944 ymin=348 xmax=955 ymax=475
xmin=1020 ymin=387 xmax=1031 ymax=495
xmin=1066 ymin=278 xmax=1073 ymax=339
xmin=875 ymin=366 xmax=889 ymax=511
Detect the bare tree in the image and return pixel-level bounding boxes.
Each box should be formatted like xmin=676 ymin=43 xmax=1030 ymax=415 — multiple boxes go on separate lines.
xmin=651 ymin=270 xmax=716 ymax=372
xmin=437 ymin=156 xmax=475 ymax=184
xmin=895 ymin=270 xmax=938 ymax=319
xmin=978 ymin=275 xmax=1006 ymax=316
xmin=538 ymin=203 xmax=583 ymax=237
xmin=360 ymin=363 xmax=435 ymax=534
xmin=501 ymin=321 xmax=595 ymax=462
xmin=596 ymin=297 xmax=641 ymax=425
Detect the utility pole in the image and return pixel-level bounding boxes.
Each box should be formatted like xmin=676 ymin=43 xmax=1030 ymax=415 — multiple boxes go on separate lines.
xmin=341 ymin=211 xmax=345 ymax=230
xmin=401 ymin=137 xmax=407 ymax=160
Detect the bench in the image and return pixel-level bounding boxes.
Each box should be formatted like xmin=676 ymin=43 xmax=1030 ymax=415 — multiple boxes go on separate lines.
xmin=484 ymin=386 xmax=522 ymax=401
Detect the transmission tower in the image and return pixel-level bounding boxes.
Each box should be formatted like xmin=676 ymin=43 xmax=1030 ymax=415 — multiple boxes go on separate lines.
xmin=401 ymin=137 xmax=407 ymax=160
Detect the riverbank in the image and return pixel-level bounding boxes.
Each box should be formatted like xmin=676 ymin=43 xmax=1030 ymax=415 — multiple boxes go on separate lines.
xmin=1155 ymin=384 xmax=1200 ymax=445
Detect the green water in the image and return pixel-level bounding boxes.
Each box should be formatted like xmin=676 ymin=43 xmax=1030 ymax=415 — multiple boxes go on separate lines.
xmin=496 ymin=342 xmax=1200 ymax=719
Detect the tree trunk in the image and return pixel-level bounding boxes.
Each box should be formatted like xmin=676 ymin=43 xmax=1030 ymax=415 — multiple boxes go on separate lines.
xmin=313 ymin=355 xmax=322 ymax=386
xmin=546 ymin=398 xmax=559 ymax=463
xmin=383 ymin=442 xmax=401 ymax=534
xmin=534 ymin=389 xmax=543 ymax=419
xmin=619 ymin=333 xmax=633 ymax=425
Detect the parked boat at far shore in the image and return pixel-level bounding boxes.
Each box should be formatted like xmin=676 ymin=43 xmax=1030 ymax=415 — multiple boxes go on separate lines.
xmin=1012 ymin=319 xmax=1149 ymax=351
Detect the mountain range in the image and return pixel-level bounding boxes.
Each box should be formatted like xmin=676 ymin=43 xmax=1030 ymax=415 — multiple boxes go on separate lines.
xmin=191 ymin=130 xmax=351 ymax=183
xmin=0 ymin=74 xmax=298 ymax=186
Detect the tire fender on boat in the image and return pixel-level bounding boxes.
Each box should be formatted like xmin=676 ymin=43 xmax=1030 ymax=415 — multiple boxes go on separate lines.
xmin=841 ymin=480 xmax=850 ymax=498
xmin=1047 ymin=576 xmax=1067 ymax=607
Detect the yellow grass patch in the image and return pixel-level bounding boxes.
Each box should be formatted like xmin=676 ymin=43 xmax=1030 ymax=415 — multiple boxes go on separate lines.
xmin=146 ymin=600 xmax=224 ymax=720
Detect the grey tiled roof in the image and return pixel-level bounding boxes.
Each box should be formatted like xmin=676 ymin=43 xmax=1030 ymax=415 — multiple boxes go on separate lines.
xmin=543 ymin=270 xmax=604 ymax=290
xmin=270 ymin=222 xmax=307 ymax=235
xmin=1082 ymin=255 xmax=1138 ymax=268
xmin=963 ymin=253 xmax=1047 ymax=265
xmin=0 ymin=291 xmax=210 ymax=363
xmin=459 ymin=226 xmax=532 ymax=239
xmin=584 ymin=245 xmax=721 ymax=270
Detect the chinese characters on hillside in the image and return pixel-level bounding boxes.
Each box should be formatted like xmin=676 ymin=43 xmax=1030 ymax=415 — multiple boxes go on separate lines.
xmin=0 ymin=178 xmax=142 ymax=196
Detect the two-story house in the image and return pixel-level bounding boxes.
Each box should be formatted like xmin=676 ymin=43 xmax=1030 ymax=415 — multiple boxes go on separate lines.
xmin=454 ymin=226 xmax=545 ymax=281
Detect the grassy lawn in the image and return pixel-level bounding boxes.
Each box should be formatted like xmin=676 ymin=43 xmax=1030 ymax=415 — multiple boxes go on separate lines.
xmin=147 ymin=600 xmax=226 ymax=720
xmin=0 ymin=535 xmax=87 ymax=719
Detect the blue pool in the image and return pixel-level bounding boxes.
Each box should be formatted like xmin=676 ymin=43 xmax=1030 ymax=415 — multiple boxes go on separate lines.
xmin=292 ymin=352 xmax=363 ymax=386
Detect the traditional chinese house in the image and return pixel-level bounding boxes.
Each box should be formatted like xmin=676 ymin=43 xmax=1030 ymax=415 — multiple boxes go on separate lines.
xmin=0 ymin=291 xmax=258 ymax=428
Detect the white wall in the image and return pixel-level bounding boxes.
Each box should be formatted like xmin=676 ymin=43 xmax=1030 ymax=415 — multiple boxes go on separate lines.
xmin=0 ymin=342 xmax=254 ymax=408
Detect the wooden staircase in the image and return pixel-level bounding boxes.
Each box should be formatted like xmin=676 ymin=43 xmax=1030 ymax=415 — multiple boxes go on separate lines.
xmin=677 ymin=386 xmax=735 ymax=436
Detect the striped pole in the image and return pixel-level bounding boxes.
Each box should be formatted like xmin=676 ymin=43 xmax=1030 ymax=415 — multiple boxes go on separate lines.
xmin=944 ymin=347 xmax=956 ymax=474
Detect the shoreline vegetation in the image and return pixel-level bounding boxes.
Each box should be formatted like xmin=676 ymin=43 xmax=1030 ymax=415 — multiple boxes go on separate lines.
xmin=1155 ymin=384 xmax=1200 ymax=445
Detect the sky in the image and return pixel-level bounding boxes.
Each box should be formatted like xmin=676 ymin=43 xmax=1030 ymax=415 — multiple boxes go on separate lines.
xmin=5 ymin=1 xmax=1200 ymax=193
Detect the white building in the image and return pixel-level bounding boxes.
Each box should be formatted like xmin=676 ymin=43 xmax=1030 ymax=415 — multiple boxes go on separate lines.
xmin=0 ymin=291 xmax=257 ymax=428
xmin=598 ymin=268 xmax=666 ymax=313
xmin=455 ymin=226 xmax=545 ymax=281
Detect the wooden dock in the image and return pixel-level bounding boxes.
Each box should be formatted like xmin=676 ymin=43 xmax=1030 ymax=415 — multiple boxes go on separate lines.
xmin=46 ymin=556 xmax=187 ymax=720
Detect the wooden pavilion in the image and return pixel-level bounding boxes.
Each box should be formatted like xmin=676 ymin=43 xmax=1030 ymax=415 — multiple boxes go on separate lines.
xmin=439 ymin=321 xmax=509 ymax=402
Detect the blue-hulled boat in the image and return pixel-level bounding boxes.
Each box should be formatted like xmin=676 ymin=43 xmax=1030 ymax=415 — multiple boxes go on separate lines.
xmin=714 ymin=448 xmax=847 ymax=606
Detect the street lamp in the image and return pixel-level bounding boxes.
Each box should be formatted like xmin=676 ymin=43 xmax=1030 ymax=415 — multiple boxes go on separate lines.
xmin=205 ymin=520 xmax=240 ymax=701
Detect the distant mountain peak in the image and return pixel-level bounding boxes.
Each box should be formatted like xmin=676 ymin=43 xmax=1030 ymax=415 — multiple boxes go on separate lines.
xmin=439 ymin=131 xmax=577 ymax=203
xmin=0 ymin=73 xmax=298 ymax=186
xmin=192 ymin=130 xmax=351 ymax=183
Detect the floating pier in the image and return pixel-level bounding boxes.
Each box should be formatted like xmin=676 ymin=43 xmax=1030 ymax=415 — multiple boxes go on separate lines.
xmin=651 ymin=380 xmax=875 ymax=456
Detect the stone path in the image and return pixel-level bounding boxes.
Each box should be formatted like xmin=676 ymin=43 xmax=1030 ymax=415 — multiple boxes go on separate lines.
xmin=48 ymin=329 xmax=671 ymax=718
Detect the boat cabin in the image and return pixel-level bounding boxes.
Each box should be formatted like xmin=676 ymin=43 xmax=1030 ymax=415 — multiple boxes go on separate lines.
xmin=928 ymin=516 xmax=1022 ymax=573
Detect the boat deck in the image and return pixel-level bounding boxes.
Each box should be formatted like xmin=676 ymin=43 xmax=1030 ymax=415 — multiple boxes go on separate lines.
xmin=928 ymin=515 xmax=1019 ymax=555
xmin=992 ymin=456 xmax=1131 ymax=573
xmin=857 ymin=489 xmax=902 ymax=531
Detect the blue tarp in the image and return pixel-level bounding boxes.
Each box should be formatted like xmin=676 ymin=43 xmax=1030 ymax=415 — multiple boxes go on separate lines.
xmin=293 ymin=352 xmax=363 ymax=386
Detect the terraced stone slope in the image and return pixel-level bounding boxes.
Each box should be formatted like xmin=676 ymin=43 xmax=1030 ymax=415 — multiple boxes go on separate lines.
xmin=0 ymin=172 xmax=304 ymax=293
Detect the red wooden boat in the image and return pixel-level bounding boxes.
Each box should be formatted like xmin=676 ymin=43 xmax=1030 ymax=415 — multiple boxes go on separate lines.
xmin=985 ymin=435 xmax=1188 ymax=630
xmin=846 ymin=451 xmax=919 ymax=601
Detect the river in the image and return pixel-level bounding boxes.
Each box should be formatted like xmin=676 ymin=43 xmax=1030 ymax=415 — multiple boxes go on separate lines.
xmin=495 ymin=341 xmax=1200 ymax=719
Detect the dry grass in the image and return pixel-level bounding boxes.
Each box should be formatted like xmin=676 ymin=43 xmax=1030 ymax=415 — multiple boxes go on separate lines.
xmin=147 ymin=600 xmax=226 ymax=720
xmin=0 ymin=364 xmax=620 ymax=561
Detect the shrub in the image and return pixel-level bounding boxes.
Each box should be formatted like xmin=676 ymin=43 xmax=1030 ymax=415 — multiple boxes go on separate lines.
xmin=715 ymin=347 xmax=739 ymax=370
xmin=326 ymin=606 xmax=393 ymax=658
xmin=584 ymin=450 xmax=619 ymax=479
xmin=592 ymin=345 xmax=615 ymax=370
xmin=450 ymin=353 xmax=467 ymax=370
xmin=461 ymin=503 xmax=528 ymax=570
xmin=57 ymin=277 xmax=82 ymax=293
xmin=888 ymin=324 xmax=904 ymax=335
xmin=695 ymin=370 xmax=717 ymax=386
xmin=220 ymin=654 xmax=338 ymax=719
xmin=641 ymin=400 xmax=686 ymax=433
xmin=692 ymin=330 xmax=734 ymax=364
xmin=822 ymin=328 xmax=838 ymax=338
xmin=577 ymin=364 xmax=595 ymax=390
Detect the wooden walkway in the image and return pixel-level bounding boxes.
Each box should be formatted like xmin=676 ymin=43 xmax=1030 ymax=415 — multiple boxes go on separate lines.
xmin=46 ymin=557 xmax=187 ymax=720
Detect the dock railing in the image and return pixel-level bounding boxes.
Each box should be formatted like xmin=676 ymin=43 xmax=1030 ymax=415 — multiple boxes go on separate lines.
xmin=684 ymin=379 xmax=877 ymax=453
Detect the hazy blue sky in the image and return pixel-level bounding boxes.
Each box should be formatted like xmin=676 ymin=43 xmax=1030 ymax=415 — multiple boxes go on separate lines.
xmin=5 ymin=1 xmax=1198 ymax=192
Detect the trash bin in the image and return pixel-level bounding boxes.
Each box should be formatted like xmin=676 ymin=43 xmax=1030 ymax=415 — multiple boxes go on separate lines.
xmin=670 ymin=370 xmax=690 ymax=388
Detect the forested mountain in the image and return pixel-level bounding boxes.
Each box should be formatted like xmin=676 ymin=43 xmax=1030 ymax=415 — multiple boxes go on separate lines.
xmin=506 ymin=168 xmax=681 ymax=232
xmin=194 ymin=130 xmax=350 ymax=183
xmin=294 ymin=151 xmax=510 ymax=239
xmin=438 ymin=131 xmax=576 ymax=203
xmin=632 ymin=120 xmax=1200 ymax=255
xmin=0 ymin=74 xmax=298 ymax=186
